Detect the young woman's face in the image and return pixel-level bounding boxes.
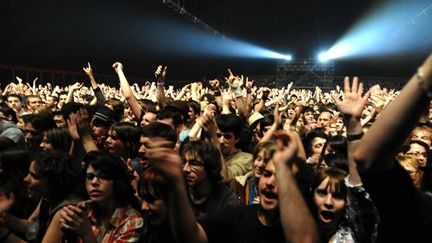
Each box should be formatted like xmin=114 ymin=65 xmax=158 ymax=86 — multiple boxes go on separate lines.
xmin=39 ymin=134 xmax=54 ymax=151
xmin=141 ymin=197 xmax=167 ymax=226
xmin=105 ymin=130 xmax=125 ymax=156
xmin=85 ymin=165 xmax=114 ymax=205
xmin=24 ymin=161 xmax=49 ymax=200
xmin=313 ymin=177 xmax=346 ymax=227
xmin=253 ymin=150 xmax=267 ymax=178
xmin=311 ymin=137 xmax=327 ymax=155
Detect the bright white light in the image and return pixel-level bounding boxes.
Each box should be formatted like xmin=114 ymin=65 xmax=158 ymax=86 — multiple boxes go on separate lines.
xmin=318 ymin=52 xmax=329 ymax=62
xmin=283 ymin=54 xmax=293 ymax=61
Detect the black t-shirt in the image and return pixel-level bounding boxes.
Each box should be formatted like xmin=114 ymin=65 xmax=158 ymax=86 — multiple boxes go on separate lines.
xmin=200 ymin=205 xmax=285 ymax=243
xmin=361 ymin=162 xmax=432 ymax=242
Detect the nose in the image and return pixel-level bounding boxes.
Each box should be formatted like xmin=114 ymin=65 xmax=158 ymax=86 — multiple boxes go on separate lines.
xmin=183 ymin=163 xmax=191 ymax=173
xmin=24 ymin=174 xmax=30 ymax=184
xmin=324 ymin=195 xmax=334 ymax=208
xmin=139 ymin=145 xmax=146 ymax=154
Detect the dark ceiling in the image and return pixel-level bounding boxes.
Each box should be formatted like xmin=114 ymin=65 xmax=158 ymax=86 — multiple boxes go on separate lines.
xmin=0 ymin=0 xmax=429 ymax=82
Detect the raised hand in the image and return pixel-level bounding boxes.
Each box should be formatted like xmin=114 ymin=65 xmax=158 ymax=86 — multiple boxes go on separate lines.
xmin=155 ymin=65 xmax=167 ymax=80
xmin=112 ymin=62 xmax=124 ymax=73
xmin=69 ymin=82 xmax=83 ymax=91
xmin=332 ymin=76 xmax=371 ymax=119
xmin=146 ymin=139 xmax=183 ymax=184
xmin=225 ymin=68 xmax=243 ymax=89
xmin=83 ymin=62 xmax=93 ymax=77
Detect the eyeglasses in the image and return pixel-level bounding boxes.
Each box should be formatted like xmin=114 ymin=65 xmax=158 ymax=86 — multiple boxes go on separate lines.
xmin=182 ymin=159 xmax=205 ymax=169
xmin=216 ymin=132 xmax=234 ymax=140
xmin=85 ymin=173 xmax=110 ymax=181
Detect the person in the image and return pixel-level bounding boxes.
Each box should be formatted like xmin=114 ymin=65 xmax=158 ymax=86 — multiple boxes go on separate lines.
xmin=0 ymin=152 xmax=83 ymax=243
xmin=232 ymin=140 xmax=277 ymax=205
xmin=39 ymin=127 xmax=73 ymax=154
xmin=144 ymin=131 xmax=320 ymax=243
xmin=353 ymin=53 xmax=432 ymax=242
xmin=180 ymin=140 xmax=240 ymax=220
xmin=105 ymin=122 xmax=140 ymax=164
xmin=59 ymin=152 xmax=144 ymax=242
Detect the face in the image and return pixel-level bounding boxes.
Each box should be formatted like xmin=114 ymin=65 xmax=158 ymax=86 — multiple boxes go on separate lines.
xmin=334 ymin=117 xmax=344 ymax=132
xmin=58 ymin=94 xmax=67 ymax=107
xmin=46 ymin=96 xmax=58 ymax=109
xmin=54 ymin=114 xmax=66 ymax=128
xmin=138 ymin=136 xmax=151 ymax=168
xmin=313 ymin=177 xmax=346 ymax=227
xmin=217 ymin=129 xmax=237 ymax=156
xmin=406 ymin=143 xmax=428 ymax=167
xmin=412 ymin=131 xmax=432 ymax=148
xmin=188 ymin=107 xmax=198 ymax=123
xmin=85 ymin=165 xmax=114 ymax=205
xmin=287 ymin=106 xmax=296 ymax=119
xmin=304 ymin=111 xmax=315 ymax=124
xmin=91 ymin=118 xmax=109 ymax=140
xmin=24 ymin=161 xmax=49 ymax=200
xmin=7 ymin=97 xmax=22 ymax=111
xmin=39 ymin=134 xmax=54 ymax=151
xmin=182 ymin=152 xmax=206 ymax=187
xmin=258 ymin=160 xmax=278 ymax=211
xmin=311 ymin=137 xmax=327 ymax=155
xmin=317 ymin=111 xmax=332 ymax=128
xmin=141 ymin=197 xmax=167 ymax=226
xmin=141 ymin=112 xmax=157 ymax=127
xmin=27 ymin=97 xmax=44 ymax=111
xmin=106 ymin=129 xmax=125 ymax=156
xmin=253 ymin=150 xmax=267 ymax=178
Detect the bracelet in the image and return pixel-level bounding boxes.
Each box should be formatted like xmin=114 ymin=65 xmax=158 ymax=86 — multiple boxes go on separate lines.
xmin=416 ymin=67 xmax=432 ymax=98
xmin=347 ymin=131 xmax=364 ymax=141
xmin=0 ymin=229 xmax=11 ymax=242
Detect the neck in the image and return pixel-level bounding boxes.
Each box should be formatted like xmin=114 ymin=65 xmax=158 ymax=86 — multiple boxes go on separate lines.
xmin=189 ymin=180 xmax=212 ymax=205
xmin=96 ymin=199 xmax=117 ymax=222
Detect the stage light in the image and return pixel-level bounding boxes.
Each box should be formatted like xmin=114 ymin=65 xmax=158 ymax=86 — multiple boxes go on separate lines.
xmin=318 ymin=52 xmax=329 ymax=62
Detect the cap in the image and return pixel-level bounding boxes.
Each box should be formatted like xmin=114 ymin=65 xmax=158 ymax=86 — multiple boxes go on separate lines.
xmin=248 ymin=112 xmax=264 ymax=127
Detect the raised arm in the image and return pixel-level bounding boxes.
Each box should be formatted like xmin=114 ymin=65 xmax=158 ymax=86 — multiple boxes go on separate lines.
xmin=146 ymin=140 xmax=207 ymax=243
xmin=83 ymin=62 xmax=105 ymax=105
xmin=273 ymin=131 xmax=320 ymax=243
xmin=155 ymin=65 xmax=168 ymax=109
xmin=353 ymin=54 xmax=432 ymax=172
xmin=113 ymin=62 xmax=143 ymax=121
xmin=332 ymin=77 xmax=371 ymax=185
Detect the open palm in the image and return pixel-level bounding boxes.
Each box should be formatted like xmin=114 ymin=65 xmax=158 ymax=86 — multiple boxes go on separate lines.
xmin=332 ymin=76 xmax=371 ymax=119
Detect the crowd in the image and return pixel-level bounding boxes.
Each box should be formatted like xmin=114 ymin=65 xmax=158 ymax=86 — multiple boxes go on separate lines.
xmin=0 ymin=54 xmax=431 ymax=243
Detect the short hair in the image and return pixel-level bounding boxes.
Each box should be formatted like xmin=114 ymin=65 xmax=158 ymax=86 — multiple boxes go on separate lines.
xmin=216 ymin=114 xmax=243 ymax=139
xmin=140 ymin=122 xmax=177 ymax=145
xmin=188 ymin=100 xmax=201 ymax=115
xmin=253 ymin=140 xmax=277 ymax=165
xmin=311 ymin=167 xmax=347 ymax=201
xmin=7 ymin=94 xmax=22 ymax=103
xmin=105 ymin=98 xmax=124 ymax=122
xmin=303 ymin=128 xmax=329 ymax=157
xmin=180 ymin=140 xmax=223 ymax=185
xmin=0 ymin=106 xmax=18 ymax=123
xmin=157 ymin=109 xmax=183 ymax=129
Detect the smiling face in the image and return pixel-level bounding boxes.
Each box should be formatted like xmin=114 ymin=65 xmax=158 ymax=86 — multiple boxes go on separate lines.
xmin=313 ymin=177 xmax=346 ymax=227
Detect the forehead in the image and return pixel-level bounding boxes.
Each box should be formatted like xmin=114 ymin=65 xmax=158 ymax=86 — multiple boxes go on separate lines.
xmin=263 ymin=160 xmax=275 ymax=173
xmin=319 ymin=112 xmax=332 ymax=119
xmin=8 ymin=97 xmax=20 ymax=101
xmin=409 ymin=143 xmax=426 ymax=152
xmin=312 ymin=137 xmax=326 ymax=145
xmin=140 ymin=136 xmax=151 ymax=144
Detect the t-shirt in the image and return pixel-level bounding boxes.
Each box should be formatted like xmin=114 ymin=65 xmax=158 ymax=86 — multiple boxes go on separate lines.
xmin=200 ymin=205 xmax=285 ymax=243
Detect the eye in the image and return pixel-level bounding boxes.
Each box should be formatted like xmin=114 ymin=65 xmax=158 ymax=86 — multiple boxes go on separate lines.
xmin=316 ymin=189 xmax=327 ymax=197
xmin=332 ymin=192 xmax=345 ymax=200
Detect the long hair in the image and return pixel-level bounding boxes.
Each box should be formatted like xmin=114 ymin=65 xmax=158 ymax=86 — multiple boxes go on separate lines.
xmin=109 ymin=122 xmax=140 ymax=158
xmin=44 ymin=127 xmax=73 ymax=153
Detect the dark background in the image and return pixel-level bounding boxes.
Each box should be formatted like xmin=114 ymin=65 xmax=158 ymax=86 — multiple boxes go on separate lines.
xmin=0 ymin=0 xmax=430 ymax=84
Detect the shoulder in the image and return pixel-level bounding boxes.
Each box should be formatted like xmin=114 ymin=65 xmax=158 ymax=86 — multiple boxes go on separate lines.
xmin=111 ymin=205 xmax=144 ymax=230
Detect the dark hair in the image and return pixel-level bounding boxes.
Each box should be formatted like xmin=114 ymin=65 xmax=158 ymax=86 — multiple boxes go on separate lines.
xmin=216 ymin=114 xmax=243 ymax=139
xmin=141 ymin=122 xmax=177 ymax=146
xmin=82 ymin=151 xmax=141 ymax=211
xmin=106 ymin=98 xmax=124 ymax=122
xmin=180 ymin=140 xmax=223 ymax=185
xmin=258 ymin=113 xmax=274 ymax=138
xmin=29 ymin=111 xmax=57 ymax=132
xmin=157 ymin=109 xmax=183 ymax=129
xmin=33 ymin=151 xmax=83 ymax=203
xmin=303 ymin=128 xmax=329 ymax=157
xmin=0 ymin=106 xmax=18 ymax=123
xmin=44 ymin=127 xmax=73 ymax=153
xmin=61 ymin=102 xmax=84 ymax=120
xmin=6 ymin=93 xmax=23 ymax=103
xmin=200 ymin=93 xmax=216 ymax=103
xmin=188 ymin=100 xmax=201 ymax=115
xmin=311 ymin=167 xmax=347 ymax=199
xmin=109 ymin=122 xmax=140 ymax=158
xmin=139 ymin=167 xmax=169 ymax=202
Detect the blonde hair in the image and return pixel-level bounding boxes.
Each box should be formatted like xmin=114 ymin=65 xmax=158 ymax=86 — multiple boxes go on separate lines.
xmin=396 ymin=154 xmax=419 ymax=170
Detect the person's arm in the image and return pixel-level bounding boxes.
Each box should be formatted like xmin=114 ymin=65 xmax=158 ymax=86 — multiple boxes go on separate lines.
xmin=83 ymin=63 xmax=105 ymax=105
xmin=332 ymin=77 xmax=371 ymax=185
xmin=353 ymin=54 xmax=432 ymax=172
xmin=112 ymin=62 xmax=144 ymax=120
xmin=67 ymin=109 xmax=98 ymax=153
xmin=66 ymin=82 xmax=83 ymax=104
xmin=146 ymin=140 xmax=207 ymax=243
xmin=60 ymin=203 xmax=96 ymax=243
xmin=273 ymin=131 xmax=320 ymax=243
xmin=208 ymin=79 xmax=223 ymax=108
xmin=244 ymin=78 xmax=254 ymax=116
xmin=155 ymin=65 xmax=168 ymax=109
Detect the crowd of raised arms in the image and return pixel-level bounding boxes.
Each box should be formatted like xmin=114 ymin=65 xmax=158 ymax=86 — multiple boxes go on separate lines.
xmin=0 ymin=54 xmax=432 ymax=243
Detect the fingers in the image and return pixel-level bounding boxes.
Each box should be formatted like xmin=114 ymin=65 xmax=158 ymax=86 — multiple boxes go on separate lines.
xmin=351 ymin=76 xmax=358 ymax=93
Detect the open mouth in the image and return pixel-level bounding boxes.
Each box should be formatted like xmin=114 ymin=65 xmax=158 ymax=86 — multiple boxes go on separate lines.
xmin=320 ymin=210 xmax=335 ymax=223
xmin=261 ymin=189 xmax=278 ymax=199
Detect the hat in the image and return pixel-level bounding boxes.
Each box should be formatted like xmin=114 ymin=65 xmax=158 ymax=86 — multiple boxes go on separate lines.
xmin=248 ymin=112 xmax=264 ymax=127
xmin=165 ymin=100 xmax=190 ymax=120
xmin=93 ymin=106 xmax=116 ymax=127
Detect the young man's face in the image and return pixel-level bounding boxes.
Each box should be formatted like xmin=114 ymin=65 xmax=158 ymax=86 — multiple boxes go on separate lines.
xmin=258 ymin=160 xmax=279 ymax=212
xmin=7 ymin=96 xmax=22 ymax=111
xmin=27 ymin=96 xmax=44 ymax=111
xmin=216 ymin=129 xmax=237 ymax=156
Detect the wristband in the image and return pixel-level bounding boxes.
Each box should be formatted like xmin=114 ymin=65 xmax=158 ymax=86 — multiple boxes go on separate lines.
xmin=347 ymin=131 xmax=364 ymax=141
xmin=416 ymin=67 xmax=432 ymax=98
xmin=157 ymin=81 xmax=165 ymax=87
